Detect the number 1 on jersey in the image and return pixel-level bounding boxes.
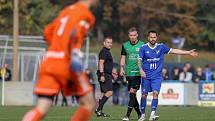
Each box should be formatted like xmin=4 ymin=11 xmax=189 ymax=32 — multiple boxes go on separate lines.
xmin=57 ymin=16 xmax=69 ymax=36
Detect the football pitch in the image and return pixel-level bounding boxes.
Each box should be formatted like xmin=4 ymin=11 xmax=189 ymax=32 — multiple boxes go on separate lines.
xmin=0 ymin=106 xmax=215 ymax=121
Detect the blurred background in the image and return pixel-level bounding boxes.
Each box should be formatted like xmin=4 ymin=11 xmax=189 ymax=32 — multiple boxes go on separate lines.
xmin=0 ymin=0 xmax=215 ymax=115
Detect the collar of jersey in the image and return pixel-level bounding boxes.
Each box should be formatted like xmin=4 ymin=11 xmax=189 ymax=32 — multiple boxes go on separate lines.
xmin=147 ymin=42 xmax=158 ymax=49
xmin=103 ymin=47 xmax=110 ymax=50
xmin=129 ymin=40 xmax=139 ymax=45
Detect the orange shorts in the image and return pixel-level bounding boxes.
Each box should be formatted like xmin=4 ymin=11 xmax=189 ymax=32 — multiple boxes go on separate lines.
xmin=34 ymin=59 xmax=93 ymax=97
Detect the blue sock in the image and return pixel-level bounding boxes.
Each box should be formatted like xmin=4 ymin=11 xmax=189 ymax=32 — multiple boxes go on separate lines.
xmin=140 ymin=97 xmax=147 ymax=114
xmin=151 ymin=99 xmax=158 ymax=112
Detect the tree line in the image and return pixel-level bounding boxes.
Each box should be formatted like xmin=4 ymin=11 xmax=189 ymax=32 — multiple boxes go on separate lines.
xmin=0 ymin=0 xmax=214 ymax=50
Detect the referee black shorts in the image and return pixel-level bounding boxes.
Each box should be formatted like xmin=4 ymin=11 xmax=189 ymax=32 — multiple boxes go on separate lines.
xmin=126 ymin=76 xmax=141 ymax=91
xmin=97 ymin=73 xmax=113 ymax=93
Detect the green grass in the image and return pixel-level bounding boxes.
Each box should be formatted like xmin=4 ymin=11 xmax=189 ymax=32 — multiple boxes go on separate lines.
xmin=0 ymin=106 xmax=215 ymax=121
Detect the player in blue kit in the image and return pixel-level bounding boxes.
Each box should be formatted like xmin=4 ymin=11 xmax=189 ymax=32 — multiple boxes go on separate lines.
xmin=138 ymin=30 xmax=198 ymax=121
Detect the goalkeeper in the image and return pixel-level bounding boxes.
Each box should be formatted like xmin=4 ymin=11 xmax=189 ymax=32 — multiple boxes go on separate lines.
xmin=22 ymin=0 xmax=98 ymax=121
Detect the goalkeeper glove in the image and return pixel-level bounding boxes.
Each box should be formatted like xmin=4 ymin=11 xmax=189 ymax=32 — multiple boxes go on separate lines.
xmin=70 ymin=49 xmax=84 ymax=73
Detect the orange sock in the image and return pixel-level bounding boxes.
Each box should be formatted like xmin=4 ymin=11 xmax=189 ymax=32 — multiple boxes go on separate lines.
xmin=22 ymin=108 xmax=43 ymax=121
xmin=71 ymin=106 xmax=92 ymax=121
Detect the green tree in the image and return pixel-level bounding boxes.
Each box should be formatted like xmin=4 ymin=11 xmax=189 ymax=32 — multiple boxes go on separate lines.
xmin=0 ymin=0 xmax=60 ymax=35
xmin=92 ymin=0 xmax=121 ymax=41
xmin=0 ymin=0 xmax=13 ymax=34
xmin=19 ymin=0 xmax=60 ymax=35
xmin=195 ymin=0 xmax=215 ymax=50
xmin=118 ymin=0 xmax=201 ymax=45
xmin=0 ymin=0 xmax=209 ymax=50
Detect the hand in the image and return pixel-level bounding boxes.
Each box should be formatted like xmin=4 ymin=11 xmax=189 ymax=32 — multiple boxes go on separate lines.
xmin=70 ymin=49 xmax=84 ymax=73
xmin=189 ymin=49 xmax=198 ymax=57
xmin=140 ymin=69 xmax=146 ymax=78
xmin=100 ymin=76 xmax=105 ymax=82
xmin=120 ymin=68 xmax=125 ymax=76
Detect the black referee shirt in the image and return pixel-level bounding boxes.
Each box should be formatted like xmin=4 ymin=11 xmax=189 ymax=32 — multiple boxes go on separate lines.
xmin=98 ymin=47 xmax=113 ymax=74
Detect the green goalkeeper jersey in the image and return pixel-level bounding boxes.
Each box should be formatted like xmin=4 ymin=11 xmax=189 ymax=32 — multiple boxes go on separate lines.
xmin=121 ymin=40 xmax=144 ymax=76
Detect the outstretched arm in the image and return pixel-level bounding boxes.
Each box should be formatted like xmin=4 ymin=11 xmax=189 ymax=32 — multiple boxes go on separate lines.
xmin=170 ymin=49 xmax=198 ymax=57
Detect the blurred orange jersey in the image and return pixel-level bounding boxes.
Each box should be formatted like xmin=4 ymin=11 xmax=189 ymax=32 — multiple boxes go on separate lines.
xmin=34 ymin=2 xmax=95 ymax=97
xmin=44 ymin=2 xmax=95 ymax=57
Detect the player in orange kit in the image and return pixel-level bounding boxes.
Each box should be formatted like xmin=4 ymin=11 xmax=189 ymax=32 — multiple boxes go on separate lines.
xmin=22 ymin=0 xmax=98 ymax=121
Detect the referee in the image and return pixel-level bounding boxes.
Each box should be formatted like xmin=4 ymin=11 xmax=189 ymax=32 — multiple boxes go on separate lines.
xmin=95 ymin=36 xmax=113 ymax=117
xmin=121 ymin=27 xmax=144 ymax=121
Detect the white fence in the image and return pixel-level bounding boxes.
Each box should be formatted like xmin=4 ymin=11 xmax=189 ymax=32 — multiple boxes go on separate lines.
xmin=0 ymin=35 xmax=99 ymax=106
xmin=0 ymin=35 xmax=46 ymax=82
xmin=0 ymin=35 xmax=98 ymax=82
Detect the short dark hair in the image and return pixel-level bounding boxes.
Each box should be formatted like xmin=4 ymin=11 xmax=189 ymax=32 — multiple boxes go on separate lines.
xmin=104 ymin=36 xmax=112 ymax=42
xmin=148 ymin=30 xmax=158 ymax=36
xmin=128 ymin=27 xmax=138 ymax=34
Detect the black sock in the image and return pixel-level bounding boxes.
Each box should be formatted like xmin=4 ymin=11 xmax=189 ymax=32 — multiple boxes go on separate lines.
xmin=126 ymin=107 xmax=133 ymax=118
xmin=97 ymin=95 xmax=109 ymax=111
xmin=126 ymin=93 xmax=136 ymax=117
xmin=134 ymin=94 xmax=141 ymax=116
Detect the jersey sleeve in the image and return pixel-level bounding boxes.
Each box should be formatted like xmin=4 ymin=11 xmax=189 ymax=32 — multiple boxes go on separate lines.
xmin=121 ymin=45 xmax=127 ymax=56
xmin=138 ymin=46 xmax=144 ymax=60
xmin=162 ymin=44 xmax=172 ymax=54
xmin=70 ymin=12 xmax=95 ymax=50
xmin=69 ymin=20 xmax=92 ymax=49
xmin=43 ymin=19 xmax=57 ymax=44
xmin=99 ymin=50 xmax=106 ymax=60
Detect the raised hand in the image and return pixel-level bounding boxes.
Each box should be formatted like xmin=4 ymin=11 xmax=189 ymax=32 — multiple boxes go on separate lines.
xmin=189 ymin=49 xmax=198 ymax=57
